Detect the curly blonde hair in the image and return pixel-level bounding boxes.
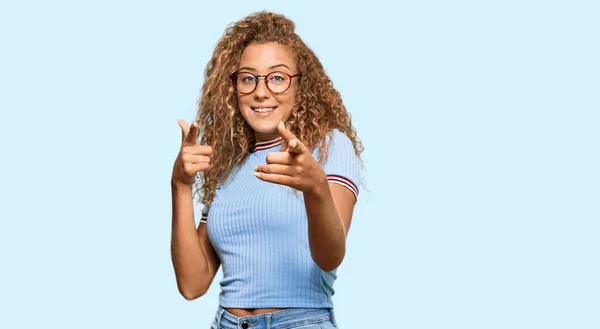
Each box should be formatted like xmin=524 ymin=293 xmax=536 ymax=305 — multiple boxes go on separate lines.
xmin=194 ymin=11 xmax=363 ymax=205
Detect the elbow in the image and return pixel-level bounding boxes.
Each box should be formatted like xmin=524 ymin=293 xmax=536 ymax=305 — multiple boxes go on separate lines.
xmin=180 ymin=289 xmax=207 ymax=301
xmin=311 ymin=244 xmax=345 ymax=272
xmin=314 ymin=254 xmax=345 ymax=273
xmin=318 ymin=263 xmax=339 ymax=273
xmin=178 ymin=285 xmax=208 ymax=301
xmin=174 ymin=268 xmax=214 ymax=300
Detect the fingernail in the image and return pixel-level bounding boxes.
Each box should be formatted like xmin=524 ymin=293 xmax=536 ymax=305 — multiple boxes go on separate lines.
xmin=254 ymin=172 xmax=260 ymax=177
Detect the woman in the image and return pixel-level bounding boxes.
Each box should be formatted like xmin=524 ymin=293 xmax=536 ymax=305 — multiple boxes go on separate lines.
xmin=170 ymin=11 xmax=363 ymax=329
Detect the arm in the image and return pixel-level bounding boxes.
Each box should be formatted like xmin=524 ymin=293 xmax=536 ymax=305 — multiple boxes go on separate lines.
xmin=170 ymin=120 xmax=220 ymax=300
xmin=303 ymin=181 xmax=356 ymax=272
xmin=171 ymin=182 xmax=220 ymax=300
xmin=254 ymin=122 xmax=360 ymax=272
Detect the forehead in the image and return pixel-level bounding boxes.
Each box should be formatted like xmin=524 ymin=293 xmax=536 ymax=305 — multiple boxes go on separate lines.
xmin=238 ymin=42 xmax=296 ymax=71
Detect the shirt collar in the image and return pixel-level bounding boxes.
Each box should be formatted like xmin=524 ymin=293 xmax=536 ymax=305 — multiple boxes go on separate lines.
xmin=253 ymin=137 xmax=283 ymax=152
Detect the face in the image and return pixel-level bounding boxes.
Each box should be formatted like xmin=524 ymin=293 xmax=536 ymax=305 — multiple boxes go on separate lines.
xmin=235 ymin=42 xmax=299 ymax=142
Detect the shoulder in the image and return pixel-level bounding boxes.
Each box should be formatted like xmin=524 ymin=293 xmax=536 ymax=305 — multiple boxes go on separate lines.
xmin=325 ymin=129 xmax=354 ymax=147
xmin=314 ymin=129 xmax=359 ymax=163
xmin=314 ymin=129 xmax=362 ymax=197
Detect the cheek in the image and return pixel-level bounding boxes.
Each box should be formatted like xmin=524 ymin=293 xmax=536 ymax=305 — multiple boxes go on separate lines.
xmin=276 ymin=94 xmax=296 ymax=115
xmin=236 ymin=94 xmax=252 ymax=110
xmin=282 ymin=86 xmax=299 ymax=106
xmin=236 ymin=93 xmax=245 ymax=105
xmin=236 ymin=96 xmax=252 ymax=119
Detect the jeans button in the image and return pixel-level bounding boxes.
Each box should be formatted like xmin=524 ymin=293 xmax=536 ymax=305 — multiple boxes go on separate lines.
xmin=241 ymin=322 xmax=249 ymax=329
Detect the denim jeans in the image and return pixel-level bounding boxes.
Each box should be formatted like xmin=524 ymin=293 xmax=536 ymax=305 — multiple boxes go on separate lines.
xmin=210 ymin=306 xmax=338 ymax=329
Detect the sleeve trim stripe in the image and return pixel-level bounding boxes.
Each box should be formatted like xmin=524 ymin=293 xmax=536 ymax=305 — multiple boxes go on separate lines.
xmin=327 ymin=175 xmax=359 ymax=197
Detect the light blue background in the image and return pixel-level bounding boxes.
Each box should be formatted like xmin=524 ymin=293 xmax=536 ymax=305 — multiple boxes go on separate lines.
xmin=1 ymin=1 xmax=598 ymax=328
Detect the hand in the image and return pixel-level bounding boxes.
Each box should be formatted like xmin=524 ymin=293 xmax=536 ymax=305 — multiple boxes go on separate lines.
xmin=254 ymin=122 xmax=327 ymax=194
xmin=171 ymin=120 xmax=213 ymax=187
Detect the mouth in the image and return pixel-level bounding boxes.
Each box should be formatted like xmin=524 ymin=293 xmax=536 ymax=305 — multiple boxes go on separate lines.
xmin=251 ymin=106 xmax=277 ymax=113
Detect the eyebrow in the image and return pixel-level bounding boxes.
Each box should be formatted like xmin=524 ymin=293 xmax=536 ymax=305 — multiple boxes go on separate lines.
xmin=238 ymin=64 xmax=292 ymax=72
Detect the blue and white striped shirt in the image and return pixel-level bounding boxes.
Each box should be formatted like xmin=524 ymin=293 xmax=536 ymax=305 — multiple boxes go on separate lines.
xmin=199 ymin=129 xmax=360 ymax=308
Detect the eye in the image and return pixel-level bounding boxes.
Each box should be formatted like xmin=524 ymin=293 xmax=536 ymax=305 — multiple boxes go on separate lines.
xmin=268 ymin=73 xmax=287 ymax=83
xmin=238 ymin=73 xmax=256 ymax=83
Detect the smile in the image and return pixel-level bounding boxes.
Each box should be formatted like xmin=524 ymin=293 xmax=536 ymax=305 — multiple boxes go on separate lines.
xmin=251 ymin=106 xmax=277 ymax=113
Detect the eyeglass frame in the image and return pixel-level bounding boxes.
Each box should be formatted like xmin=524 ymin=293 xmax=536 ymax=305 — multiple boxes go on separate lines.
xmin=230 ymin=71 xmax=302 ymax=95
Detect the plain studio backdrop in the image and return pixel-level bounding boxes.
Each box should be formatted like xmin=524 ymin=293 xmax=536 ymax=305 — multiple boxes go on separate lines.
xmin=0 ymin=1 xmax=598 ymax=328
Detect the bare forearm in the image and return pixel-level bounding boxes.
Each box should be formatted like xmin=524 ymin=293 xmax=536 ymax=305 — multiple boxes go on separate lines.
xmin=171 ymin=181 xmax=210 ymax=298
xmin=303 ymin=181 xmax=347 ymax=272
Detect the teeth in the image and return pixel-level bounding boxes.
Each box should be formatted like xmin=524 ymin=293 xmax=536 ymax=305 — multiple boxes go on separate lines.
xmin=253 ymin=107 xmax=275 ymax=113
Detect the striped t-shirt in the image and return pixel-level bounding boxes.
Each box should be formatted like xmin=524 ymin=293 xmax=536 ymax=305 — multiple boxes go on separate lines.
xmin=199 ymin=129 xmax=360 ymax=308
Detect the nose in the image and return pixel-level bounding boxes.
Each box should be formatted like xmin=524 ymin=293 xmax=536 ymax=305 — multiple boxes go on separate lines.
xmin=253 ymin=77 xmax=270 ymax=100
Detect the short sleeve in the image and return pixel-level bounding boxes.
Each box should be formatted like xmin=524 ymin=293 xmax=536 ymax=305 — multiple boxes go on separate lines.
xmin=193 ymin=192 xmax=210 ymax=225
xmin=199 ymin=204 xmax=210 ymax=224
xmin=316 ymin=129 xmax=361 ymax=199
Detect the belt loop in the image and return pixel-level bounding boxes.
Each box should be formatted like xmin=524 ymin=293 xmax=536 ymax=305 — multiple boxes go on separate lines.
xmin=330 ymin=308 xmax=338 ymax=327
xmin=266 ymin=313 xmax=272 ymax=329
xmin=217 ymin=308 xmax=225 ymax=329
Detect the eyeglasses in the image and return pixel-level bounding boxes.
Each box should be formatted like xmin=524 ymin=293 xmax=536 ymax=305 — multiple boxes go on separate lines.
xmin=230 ymin=71 xmax=302 ymax=94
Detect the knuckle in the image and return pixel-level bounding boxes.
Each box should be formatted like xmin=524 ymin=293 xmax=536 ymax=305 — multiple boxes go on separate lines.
xmin=266 ymin=154 xmax=274 ymax=164
xmin=197 ymin=145 xmax=209 ymax=154
xmin=195 ymin=145 xmax=207 ymax=153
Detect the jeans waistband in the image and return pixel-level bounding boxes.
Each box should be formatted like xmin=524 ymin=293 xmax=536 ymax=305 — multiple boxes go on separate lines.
xmin=215 ymin=306 xmax=337 ymax=329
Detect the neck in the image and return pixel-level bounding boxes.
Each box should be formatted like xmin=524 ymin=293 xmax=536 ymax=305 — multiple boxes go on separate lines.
xmin=254 ymin=132 xmax=280 ymax=143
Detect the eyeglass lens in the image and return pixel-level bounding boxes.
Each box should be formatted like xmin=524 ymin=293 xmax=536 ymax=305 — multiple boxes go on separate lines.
xmin=235 ymin=72 xmax=291 ymax=94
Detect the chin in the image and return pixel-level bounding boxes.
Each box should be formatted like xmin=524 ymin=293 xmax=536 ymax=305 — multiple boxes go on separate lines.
xmin=248 ymin=121 xmax=279 ymax=134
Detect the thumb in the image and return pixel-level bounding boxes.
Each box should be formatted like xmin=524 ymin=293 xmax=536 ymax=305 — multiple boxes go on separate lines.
xmin=277 ymin=121 xmax=304 ymax=154
xmin=178 ymin=120 xmax=190 ymax=142
xmin=277 ymin=121 xmax=296 ymax=142
xmin=179 ymin=120 xmax=199 ymax=145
